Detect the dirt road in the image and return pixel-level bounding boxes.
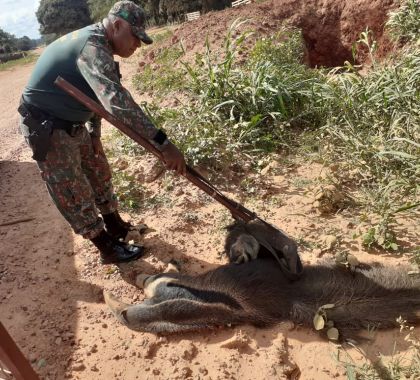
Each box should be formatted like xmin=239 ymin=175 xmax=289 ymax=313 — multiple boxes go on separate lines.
xmin=0 ymin=54 xmax=416 ymax=380
xmin=0 ymin=62 xmax=103 ymax=379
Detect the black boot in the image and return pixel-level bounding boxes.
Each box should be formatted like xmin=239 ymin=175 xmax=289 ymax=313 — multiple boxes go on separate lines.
xmin=90 ymin=230 xmax=144 ymax=264
xmin=102 ymin=211 xmax=132 ymax=240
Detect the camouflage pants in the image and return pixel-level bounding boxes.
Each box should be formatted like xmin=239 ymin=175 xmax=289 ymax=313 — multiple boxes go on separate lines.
xmin=20 ymin=122 xmax=118 ymax=239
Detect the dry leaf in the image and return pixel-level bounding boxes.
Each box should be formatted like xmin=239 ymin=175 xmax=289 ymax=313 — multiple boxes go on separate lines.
xmin=313 ymin=313 xmax=325 ymax=330
xmin=327 ymin=327 xmax=339 ymax=340
xmin=320 ymin=304 xmax=335 ymax=310
xmin=326 ymin=320 xmax=335 ymax=328
xmin=347 ymin=254 xmax=359 ymax=267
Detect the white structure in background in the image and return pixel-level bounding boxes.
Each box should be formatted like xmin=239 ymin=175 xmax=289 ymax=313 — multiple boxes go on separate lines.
xmin=185 ymin=11 xmax=201 ymax=22
xmin=232 ymin=0 xmax=252 ymax=7
xmin=185 ymin=0 xmax=252 ymax=22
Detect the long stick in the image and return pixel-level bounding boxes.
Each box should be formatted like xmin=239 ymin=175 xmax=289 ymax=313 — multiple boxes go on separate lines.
xmin=0 ymin=218 xmax=35 ymax=227
xmin=54 ymin=77 xmax=302 ymax=279
xmin=0 ymin=322 xmax=40 ymax=380
xmin=54 ymin=76 xmax=254 ymax=221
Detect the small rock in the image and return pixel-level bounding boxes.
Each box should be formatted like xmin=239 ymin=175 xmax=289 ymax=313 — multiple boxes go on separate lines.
xmin=144 ymin=160 xmax=165 ymax=182
xmin=320 ymin=235 xmax=337 ymax=250
xmin=124 ymin=229 xmax=143 ymax=244
xmin=313 ymin=248 xmax=323 ymax=257
xmin=281 ymin=321 xmax=295 ymax=331
xmin=198 ymin=366 xmax=208 ymax=375
xmin=175 ymin=188 xmax=184 ymax=196
xmin=180 ymin=367 xmax=193 ymax=379
xmin=90 ymin=345 xmax=98 ymax=353
xmin=181 ymin=342 xmax=198 ymax=361
xmin=220 ymin=331 xmax=250 ymax=350
xmin=260 ymin=160 xmax=280 ymax=176
xmin=169 ymin=354 xmax=180 ymax=365
xmin=113 ymin=158 xmax=129 ymax=171
xmin=72 ymin=363 xmax=86 ymax=371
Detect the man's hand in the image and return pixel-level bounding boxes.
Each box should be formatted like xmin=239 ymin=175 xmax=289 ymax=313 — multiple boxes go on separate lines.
xmin=161 ymin=142 xmax=186 ymax=175
xmin=91 ymin=136 xmax=105 ymax=158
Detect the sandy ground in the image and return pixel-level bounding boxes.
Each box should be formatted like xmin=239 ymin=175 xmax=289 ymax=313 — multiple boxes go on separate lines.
xmin=1 ymin=5 xmax=419 ymax=380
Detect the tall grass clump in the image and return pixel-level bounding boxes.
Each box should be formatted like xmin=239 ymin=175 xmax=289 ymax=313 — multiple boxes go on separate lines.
xmin=133 ymin=34 xmax=185 ymax=97
xmin=386 ymin=0 xmax=420 ymax=43
xmin=156 ymin=20 xmax=321 ymax=167
xmin=313 ymin=25 xmax=419 ymax=249
xmin=335 ymin=318 xmax=420 ymax=380
xmin=126 ymin=12 xmax=418 ymax=249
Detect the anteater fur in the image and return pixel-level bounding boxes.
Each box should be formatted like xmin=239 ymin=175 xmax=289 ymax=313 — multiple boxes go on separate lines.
xmin=104 ymin=225 xmax=420 ymax=338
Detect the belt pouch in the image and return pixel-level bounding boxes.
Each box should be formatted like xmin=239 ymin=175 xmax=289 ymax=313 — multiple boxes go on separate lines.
xmin=18 ymin=102 xmax=53 ymax=161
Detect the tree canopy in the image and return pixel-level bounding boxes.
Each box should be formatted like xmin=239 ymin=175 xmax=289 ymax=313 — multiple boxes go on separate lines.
xmin=35 ymin=0 xmax=232 ymax=40
xmin=87 ymin=0 xmax=231 ymax=25
xmin=0 ymin=28 xmax=17 ymax=53
xmin=36 ymin=0 xmax=92 ymax=37
xmin=15 ymin=36 xmax=34 ymax=51
xmin=0 ymin=28 xmax=38 ymax=53
xmin=87 ymin=0 xmax=146 ymax=22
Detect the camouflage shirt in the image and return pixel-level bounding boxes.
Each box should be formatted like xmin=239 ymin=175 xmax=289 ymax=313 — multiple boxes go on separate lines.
xmin=77 ymin=22 xmax=167 ymax=150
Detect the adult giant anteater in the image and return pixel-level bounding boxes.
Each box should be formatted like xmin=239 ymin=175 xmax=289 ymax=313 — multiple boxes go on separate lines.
xmin=104 ymin=225 xmax=420 ymax=338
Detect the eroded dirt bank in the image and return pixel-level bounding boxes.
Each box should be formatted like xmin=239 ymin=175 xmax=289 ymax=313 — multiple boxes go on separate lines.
xmin=142 ymin=0 xmax=397 ymax=67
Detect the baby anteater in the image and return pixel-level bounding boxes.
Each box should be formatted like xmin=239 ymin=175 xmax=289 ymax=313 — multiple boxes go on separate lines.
xmin=104 ymin=226 xmax=420 ymax=338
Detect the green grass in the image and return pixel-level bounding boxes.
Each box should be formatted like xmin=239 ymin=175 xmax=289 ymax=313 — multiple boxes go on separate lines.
xmin=146 ymin=21 xmax=320 ymax=168
xmin=335 ymin=319 xmax=420 ymax=380
xmin=0 ymin=51 xmax=38 ymax=71
xmin=108 ymin=3 xmax=420 ymax=253
xmin=133 ymin=44 xmax=185 ymax=97
xmin=386 ymin=0 xmax=420 ymax=42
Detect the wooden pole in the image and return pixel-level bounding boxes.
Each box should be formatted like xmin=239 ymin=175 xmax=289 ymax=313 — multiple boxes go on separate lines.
xmin=54 ymin=76 xmax=255 ymax=222
xmin=0 ymin=322 xmax=40 ymax=380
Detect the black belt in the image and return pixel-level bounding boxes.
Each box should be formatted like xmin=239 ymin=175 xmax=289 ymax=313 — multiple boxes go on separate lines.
xmin=52 ymin=119 xmax=85 ymax=137
xmin=21 ymin=100 xmax=85 ymax=137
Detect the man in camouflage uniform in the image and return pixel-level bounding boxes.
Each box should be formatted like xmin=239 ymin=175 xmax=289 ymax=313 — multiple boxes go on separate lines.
xmin=19 ymin=1 xmax=186 ymax=264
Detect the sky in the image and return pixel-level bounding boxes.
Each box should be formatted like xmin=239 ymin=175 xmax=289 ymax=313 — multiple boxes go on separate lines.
xmin=0 ymin=0 xmax=41 ymax=39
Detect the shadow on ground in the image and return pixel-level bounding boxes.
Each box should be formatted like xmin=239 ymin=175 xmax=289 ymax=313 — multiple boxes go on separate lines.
xmin=0 ymin=160 xmax=102 ymax=379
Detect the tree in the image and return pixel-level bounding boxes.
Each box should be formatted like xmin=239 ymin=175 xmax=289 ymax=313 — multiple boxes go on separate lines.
xmin=164 ymin=0 xmax=201 ymax=15
xmin=36 ymin=0 xmax=92 ymax=37
xmin=202 ymin=0 xmax=230 ymax=12
xmin=87 ymin=0 xmax=147 ymax=22
xmin=87 ymin=0 xmax=230 ymax=27
xmin=16 ymin=36 xmax=33 ymax=51
xmin=0 ymin=28 xmax=17 ymax=53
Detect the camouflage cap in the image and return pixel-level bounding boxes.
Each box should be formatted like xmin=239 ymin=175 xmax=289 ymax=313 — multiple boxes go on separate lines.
xmin=109 ymin=1 xmax=153 ymax=44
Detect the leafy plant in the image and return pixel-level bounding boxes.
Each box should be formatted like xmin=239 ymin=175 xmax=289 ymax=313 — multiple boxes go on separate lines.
xmin=133 ymin=45 xmax=185 ymax=97
xmin=0 ymin=52 xmax=38 ymax=71
xmin=314 ymin=33 xmax=419 ymax=220
xmin=154 ymin=20 xmax=320 ymax=167
xmin=335 ymin=318 xmax=420 ymax=380
xmin=112 ymin=170 xmax=144 ymax=211
xmin=103 ymin=129 xmax=146 ymax=158
xmin=362 ymin=202 xmax=419 ymax=251
xmin=122 ymin=14 xmax=419 ymax=251
xmin=386 ymin=0 xmax=420 ymax=42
